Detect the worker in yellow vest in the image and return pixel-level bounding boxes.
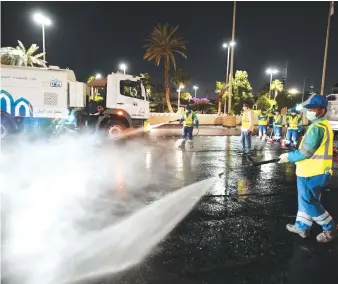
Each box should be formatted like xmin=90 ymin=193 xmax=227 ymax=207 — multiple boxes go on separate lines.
xmin=241 ymin=102 xmax=254 ymax=154
xmin=178 ymin=104 xmax=199 ymax=148
xmin=279 ymin=95 xmax=337 ymax=243
xmin=272 ymin=109 xmax=283 ymax=141
xmin=285 ymin=108 xmax=302 ymax=147
xmin=257 ymin=109 xmax=269 ymax=140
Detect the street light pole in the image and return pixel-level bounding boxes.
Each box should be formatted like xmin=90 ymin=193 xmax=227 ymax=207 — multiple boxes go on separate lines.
xmin=42 ymin=24 xmax=46 ymax=62
xmin=33 ymin=13 xmax=51 ymax=62
xmin=266 ymin=68 xmax=278 ymax=99
xmin=302 ymin=77 xmax=307 ymax=102
xmin=269 ymin=72 xmax=273 ymax=99
xmin=119 ymin=63 xmax=127 ymax=74
xmin=228 ymin=0 xmax=237 ymax=114
xmin=193 ymin=86 xmax=198 ymax=98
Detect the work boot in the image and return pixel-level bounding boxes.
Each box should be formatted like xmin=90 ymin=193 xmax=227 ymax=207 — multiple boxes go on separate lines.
xmin=286 ymin=224 xmax=310 ymax=239
xmin=316 ymin=226 xmax=338 ymax=243
xmin=188 ymin=140 xmax=194 ymax=148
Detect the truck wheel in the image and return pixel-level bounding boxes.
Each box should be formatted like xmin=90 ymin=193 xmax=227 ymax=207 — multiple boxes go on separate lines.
xmin=106 ymin=120 xmax=127 ymax=140
xmin=1 ymin=119 xmax=12 ymax=140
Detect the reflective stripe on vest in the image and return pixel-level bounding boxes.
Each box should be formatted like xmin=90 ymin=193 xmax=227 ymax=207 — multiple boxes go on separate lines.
xmin=288 ymin=115 xmax=300 ymax=130
xmin=184 ymin=112 xmax=194 ymax=127
xmin=258 ymin=114 xmax=269 ymax=126
xmin=273 ymin=114 xmax=282 ymax=127
xmin=296 ymin=120 xmax=333 ymax=177
xmin=242 ymin=110 xmax=250 ymax=128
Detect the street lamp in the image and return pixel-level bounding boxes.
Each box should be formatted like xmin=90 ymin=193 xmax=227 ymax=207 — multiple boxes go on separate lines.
xmin=193 ymin=85 xmax=198 ymax=98
xmin=177 ymin=84 xmax=185 ymax=111
xmin=289 ymin=88 xmax=299 ymax=95
xmin=119 ymin=63 xmax=127 ymax=74
xmin=222 ymin=41 xmax=235 ymax=114
xmin=266 ymin=68 xmax=279 ymax=99
xmin=33 ymin=13 xmax=52 ymax=62
xmin=222 ymin=41 xmax=236 ymax=85
xmin=95 ymin=73 xmax=102 ymax=79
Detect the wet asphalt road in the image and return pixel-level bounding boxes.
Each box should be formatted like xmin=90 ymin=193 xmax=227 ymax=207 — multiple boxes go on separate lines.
xmin=95 ymin=136 xmax=338 ymax=284
xmin=2 ymin=135 xmax=338 ymax=284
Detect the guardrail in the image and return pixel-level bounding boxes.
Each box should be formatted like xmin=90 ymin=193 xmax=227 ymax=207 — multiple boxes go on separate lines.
xmin=148 ymin=113 xmax=309 ymax=127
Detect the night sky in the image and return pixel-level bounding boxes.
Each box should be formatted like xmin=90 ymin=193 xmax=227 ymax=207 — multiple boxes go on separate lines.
xmin=1 ymin=1 xmax=337 ymax=98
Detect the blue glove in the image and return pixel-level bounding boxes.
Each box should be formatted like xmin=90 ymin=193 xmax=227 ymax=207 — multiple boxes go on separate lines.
xmin=195 ymin=121 xmax=199 ymax=128
xmin=298 ymin=125 xmax=302 ymax=132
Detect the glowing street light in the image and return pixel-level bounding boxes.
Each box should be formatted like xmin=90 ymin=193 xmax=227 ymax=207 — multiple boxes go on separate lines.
xmin=193 ymin=85 xmax=199 ymax=98
xmin=95 ymin=73 xmax=102 ymax=79
xmin=289 ymin=88 xmax=300 ymax=95
xmin=119 ymin=63 xmax=127 ymax=74
xmin=33 ymin=13 xmax=52 ymax=62
xmin=177 ymin=84 xmax=185 ymax=111
xmin=222 ymin=41 xmax=235 ymax=114
xmin=266 ymin=68 xmax=279 ymax=99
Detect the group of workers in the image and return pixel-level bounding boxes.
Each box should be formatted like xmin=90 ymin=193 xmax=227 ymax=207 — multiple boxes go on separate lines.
xmin=242 ymin=95 xmax=337 ymax=243
xmin=256 ymin=107 xmax=302 ymax=147
xmin=176 ymin=96 xmax=337 ymax=243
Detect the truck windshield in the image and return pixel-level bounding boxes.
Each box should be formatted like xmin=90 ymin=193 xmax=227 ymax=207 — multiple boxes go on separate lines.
xmin=120 ymin=80 xmax=144 ymax=100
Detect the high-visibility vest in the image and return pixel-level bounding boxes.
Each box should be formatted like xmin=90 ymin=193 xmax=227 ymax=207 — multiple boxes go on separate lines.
xmin=258 ymin=114 xmax=269 ymax=126
xmin=183 ymin=112 xmax=194 ymax=127
xmin=287 ymin=115 xmax=300 ymax=130
xmin=273 ymin=114 xmax=282 ymax=127
xmin=242 ymin=109 xmax=251 ymax=129
xmin=296 ymin=119 xmax=333 ymax=177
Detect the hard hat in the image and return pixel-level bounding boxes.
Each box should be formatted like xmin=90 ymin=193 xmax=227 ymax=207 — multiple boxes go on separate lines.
xmin=303 ymin=94 xmax=328 ymax=109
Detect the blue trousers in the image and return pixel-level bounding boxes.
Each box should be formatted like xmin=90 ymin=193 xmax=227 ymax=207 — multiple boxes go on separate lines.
xmin=296 ymin=175 xmax=335 ymax=231
xmin=258 ymin=125 xmax=267 ymax=137
xmin=286 ymin=129 xmax=298 ymax=145
xmin=241 ymin=130 xmax=252 ymax=152
xmin=273 ymin=126 xmax=282 ymax=139
xmin=182 ymin=126 xmax=193 ymax=141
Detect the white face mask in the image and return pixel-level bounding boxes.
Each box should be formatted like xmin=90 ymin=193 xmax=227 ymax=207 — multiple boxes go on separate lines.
xmin=243 ymin=107 xmax=248 ymax=111
xmin=306 ymin=111 xmax=317 ymax=121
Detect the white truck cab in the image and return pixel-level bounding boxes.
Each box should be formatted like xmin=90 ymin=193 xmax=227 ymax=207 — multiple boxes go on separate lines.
xmin=327 ymin=94 xmax=338 ymax=133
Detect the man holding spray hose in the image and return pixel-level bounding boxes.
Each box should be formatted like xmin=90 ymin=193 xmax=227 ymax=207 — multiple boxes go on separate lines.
xmin=278 ymin=95 xmax=337 ymax=243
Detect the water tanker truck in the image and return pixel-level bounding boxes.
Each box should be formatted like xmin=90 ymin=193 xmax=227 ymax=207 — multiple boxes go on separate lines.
xmin=0 ymin=65 xmax=150 ymax=140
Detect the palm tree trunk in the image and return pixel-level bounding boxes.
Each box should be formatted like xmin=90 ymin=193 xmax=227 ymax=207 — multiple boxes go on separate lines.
xmin=274 ymin=89 xmax=278 ymax=100
xmin=164 ymin=56 xmax=174 ymax=113
xmin=217 ymin=93 xmax=222 ymax=115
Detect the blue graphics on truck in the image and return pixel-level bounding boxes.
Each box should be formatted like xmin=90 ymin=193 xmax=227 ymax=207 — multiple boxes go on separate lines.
xmin=50 ymin=79 xmax=62 ymax=88
xmin=0 ymin=89 xmax=33 ymax=117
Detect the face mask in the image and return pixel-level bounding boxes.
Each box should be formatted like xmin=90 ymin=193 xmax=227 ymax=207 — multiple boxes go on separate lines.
xmin=243 ymin=107 xmax=248 ymax=111
xmin=291 ymin=112 xmax=296 ymax=115
xmin=306 ymin=111 xmax=317 ymax=121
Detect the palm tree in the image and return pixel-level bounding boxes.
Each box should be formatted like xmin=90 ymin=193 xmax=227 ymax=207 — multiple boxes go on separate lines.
xmin=144 ymin=24 xmax=187 ymax=113
xmin=1 ymin=40 xmax=46 ymax=67
xmin=271 ymin=79 xmax=284 ymax=100
xmin=215 ymin=81 xmax=227 ymax=115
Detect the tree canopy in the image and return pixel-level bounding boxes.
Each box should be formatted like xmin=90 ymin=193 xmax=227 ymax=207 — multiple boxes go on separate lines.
xmin=0 ymin=40 xmax=46 ymax=67
xmin=229 ymin=71 xmax=254 ymax=114
xmin=143 ymin=24 xmax=187 ymax=112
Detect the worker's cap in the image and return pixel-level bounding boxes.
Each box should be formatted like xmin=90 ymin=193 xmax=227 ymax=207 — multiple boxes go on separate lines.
xmin=290 ymin=108 xmax=297 ymax=113
xmin=303 ymin=95 xmax=328 ymax=109
xmin=243 ymin=103 xmax=249 ymax=107
xmin=185 ymin=104 xmax=191 ymax=110
xmin=261 ymin=108 xmax=266 ymax=112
